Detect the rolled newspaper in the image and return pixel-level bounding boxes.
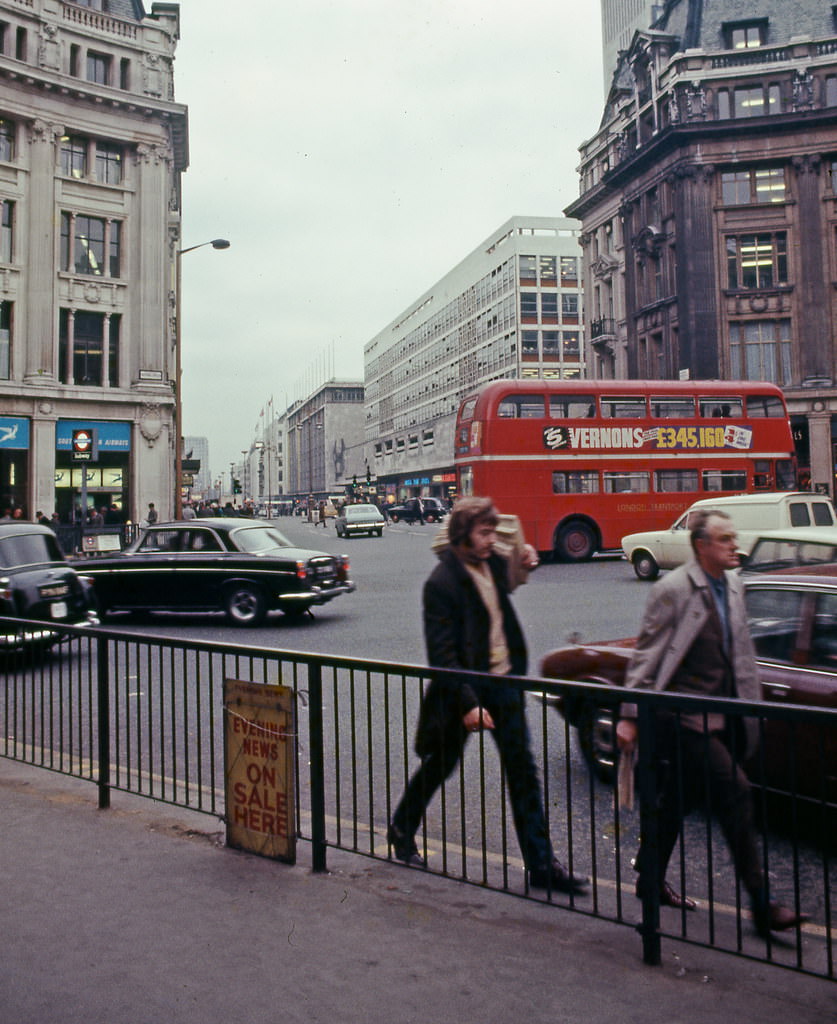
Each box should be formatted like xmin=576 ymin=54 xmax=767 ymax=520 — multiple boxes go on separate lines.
xmin=431 ymin=513 xmax=531 ymax=590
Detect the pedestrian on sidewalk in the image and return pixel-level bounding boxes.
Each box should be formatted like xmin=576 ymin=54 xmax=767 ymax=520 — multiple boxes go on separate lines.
xmin=387 ymin=496 xmax=588 ymax=895
xmin=616 ymin=509 xmax=809 ymax=937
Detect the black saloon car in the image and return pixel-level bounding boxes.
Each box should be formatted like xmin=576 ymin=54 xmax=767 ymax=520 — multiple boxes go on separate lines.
xmin=541 ymin=564 xmax=837 ymax=813
xmin=385 ymin=497 xmax=447 ymax=524
xmin=0 ymin=522 xmax=98 ymax=647
xmin=73 ymin=519 xmax=354 ymax=625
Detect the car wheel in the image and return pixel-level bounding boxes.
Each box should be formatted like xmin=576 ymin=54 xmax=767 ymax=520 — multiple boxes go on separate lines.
xmin=425 ymin=513 xmax=438 ymax=523
xmin=576 ymin=701 xmax=618 ymax=784
xmin=223 ymin=583 xmax=266 ymax=626
xmin=632 ymin=550 xmax=660 ymax=581
xmin=389 ymin=513 xmax=400 ymax=523
xmin=376 ymin=529 xmax=383 ymax=537
xmin=555 ymin=521 xmax=596 ymax=562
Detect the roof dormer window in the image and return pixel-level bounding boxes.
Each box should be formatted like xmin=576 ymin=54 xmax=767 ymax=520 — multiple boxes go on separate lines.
xmin=723 ymin=19 xmax=768 ymax=50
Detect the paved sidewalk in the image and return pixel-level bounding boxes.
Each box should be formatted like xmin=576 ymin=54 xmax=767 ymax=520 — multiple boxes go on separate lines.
xmin=1 ymin=760 xmax=833 ymax=1024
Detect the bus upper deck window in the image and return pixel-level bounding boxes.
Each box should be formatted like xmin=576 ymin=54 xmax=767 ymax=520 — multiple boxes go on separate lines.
xmin=747 ymin=395 xmax=785 ymax=417
xmin=650 ymin=398 xmax=696 ymax=418
xmin=497 ymin=395 xmax=545 ymax=418
xmin=600 ymin=397 xmax=646 ymax=418
xmin=460 ymin=398 xmax=478 ymax=421
xmin=549 ymin=395 xmax=596 ymax=418
xmin=699 ymin=397 xmax=743 ymax=417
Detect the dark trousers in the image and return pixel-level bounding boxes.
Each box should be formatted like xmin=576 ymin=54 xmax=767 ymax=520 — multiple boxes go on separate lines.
xmin=391 ymin=684 xmax=552 ymax=869
xmin=635 ymin=714 xmax=763 ymax=897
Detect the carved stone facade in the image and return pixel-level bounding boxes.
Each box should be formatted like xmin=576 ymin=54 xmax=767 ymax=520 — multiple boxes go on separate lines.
xmin=567 ymin=1 xmax=837 ymax=495
xmin=0 ymin=0 xmax=187 ymax=523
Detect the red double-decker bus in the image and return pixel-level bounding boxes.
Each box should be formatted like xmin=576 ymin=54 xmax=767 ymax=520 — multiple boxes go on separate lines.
xmin=454 ymin=379 xmax=797 ymax=560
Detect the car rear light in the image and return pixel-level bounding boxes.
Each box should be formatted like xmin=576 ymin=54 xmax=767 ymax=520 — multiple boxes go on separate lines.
xmin=295 ymin=560 xmax=307 ymax=581
xmin=336 ymin=555 xmax=350 ymax=582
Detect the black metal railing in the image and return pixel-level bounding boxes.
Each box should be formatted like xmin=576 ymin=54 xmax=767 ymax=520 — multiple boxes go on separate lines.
xmin=0 ymin=617 xmax=833 ymax=981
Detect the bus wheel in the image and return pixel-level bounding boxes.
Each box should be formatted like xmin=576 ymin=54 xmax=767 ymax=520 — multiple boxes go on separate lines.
xmin=632 ymin=550 xmax=659 ymax=581
xmin=555 ymin=522 xmax=596 ymax=562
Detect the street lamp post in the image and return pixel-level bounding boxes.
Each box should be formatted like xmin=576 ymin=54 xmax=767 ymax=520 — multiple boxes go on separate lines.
xmin=174 ymin=237 xmax=230 ymax=519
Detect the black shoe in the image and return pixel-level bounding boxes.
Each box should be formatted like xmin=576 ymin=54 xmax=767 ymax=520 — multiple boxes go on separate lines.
xmin=386 ymin=825 xmax=425 ymax=868
xmin=635 ymin=878 xmax=697 ymax=911
xmin=527 ymin=858 xmax=589 ymax=894
xmin=752 ymin=899 xmax=810 ymax=938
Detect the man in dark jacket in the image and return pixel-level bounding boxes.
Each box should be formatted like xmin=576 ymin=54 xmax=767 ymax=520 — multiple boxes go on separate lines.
xmin=387 ymin=497 xmax=588 ymax=894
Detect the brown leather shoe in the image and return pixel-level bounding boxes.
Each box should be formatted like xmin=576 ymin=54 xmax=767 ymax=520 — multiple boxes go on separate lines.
xmin=635 ymin=878 xmax=697 ymax=911
xmin=752 ymin=900 xmax=810 ymax=938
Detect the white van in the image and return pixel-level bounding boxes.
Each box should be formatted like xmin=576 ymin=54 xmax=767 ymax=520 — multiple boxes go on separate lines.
xmin=621 ymin=492 xmax=837 ymax=580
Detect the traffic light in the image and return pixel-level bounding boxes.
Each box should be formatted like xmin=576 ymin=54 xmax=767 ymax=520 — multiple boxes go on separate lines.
xmin=366 ymin=466 xmax=371 ymax=485
xmin=233 ymin=478 xmax=242 ymax=494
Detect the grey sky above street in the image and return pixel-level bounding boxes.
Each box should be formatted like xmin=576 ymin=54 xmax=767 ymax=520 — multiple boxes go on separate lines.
xmin=173 ymin=1 xmax=605 ymax=478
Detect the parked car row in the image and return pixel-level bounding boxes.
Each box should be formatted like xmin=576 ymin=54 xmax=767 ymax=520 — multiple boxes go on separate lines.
xmin=541 ymin=562 xmax=837 ymax=813
xmin=0 ymin=523 xmax=98 ymax=649
xmin=621 ymin=492 xmax=837 ymax=580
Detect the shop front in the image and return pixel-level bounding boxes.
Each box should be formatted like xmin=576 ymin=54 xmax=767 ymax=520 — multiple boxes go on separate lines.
xmin=0 ymin=416 xmax=30 ymax=516
xmin=55 ymin=419 xmax=132 ymax=522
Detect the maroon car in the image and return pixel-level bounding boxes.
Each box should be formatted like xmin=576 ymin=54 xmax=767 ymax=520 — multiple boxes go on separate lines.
xmin=541 ymin=564 xmax=837 ymax=812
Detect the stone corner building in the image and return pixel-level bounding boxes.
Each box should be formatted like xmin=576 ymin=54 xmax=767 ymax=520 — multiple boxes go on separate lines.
xmin=0 ymin=0 xmax=187 ymax=522
xmin=567 ymin=1 xmax=837 ymax=493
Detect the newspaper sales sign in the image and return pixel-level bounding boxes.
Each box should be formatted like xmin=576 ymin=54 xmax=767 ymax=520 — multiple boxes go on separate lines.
xmin=223 ymin=679 xmax=296 ymax=863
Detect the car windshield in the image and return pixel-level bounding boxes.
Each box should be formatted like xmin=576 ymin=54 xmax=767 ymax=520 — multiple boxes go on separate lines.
xmin=232 ymin=526 xmax=293 ymax=554
xmin=0 ymin=532 xmax=62 ymax=568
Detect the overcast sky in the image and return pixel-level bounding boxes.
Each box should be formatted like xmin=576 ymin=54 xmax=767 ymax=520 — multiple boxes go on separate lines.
xmin=172 ymin=0 xmax=605 ymax=479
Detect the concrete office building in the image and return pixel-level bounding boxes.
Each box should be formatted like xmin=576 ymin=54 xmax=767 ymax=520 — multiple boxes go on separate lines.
xmin=0 ymin=0 xmax=187 ymax=522
xmin=363 ymin=216 xmax=584 ymax=501
xmin=567 ymin=1 xmax=837 ymax=495
xmin=286 ymin=381 xmax=365 ymax=501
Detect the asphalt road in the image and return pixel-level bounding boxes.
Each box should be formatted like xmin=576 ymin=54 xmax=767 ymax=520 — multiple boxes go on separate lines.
xmin=97 ymin=515 xmax=644 ymax=672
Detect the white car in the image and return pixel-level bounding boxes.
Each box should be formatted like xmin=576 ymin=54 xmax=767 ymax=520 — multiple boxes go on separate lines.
xmin=621 ymin=492 xmax=837 ymax=580
xmin=335 ymin=503 xmax=386 ymax=538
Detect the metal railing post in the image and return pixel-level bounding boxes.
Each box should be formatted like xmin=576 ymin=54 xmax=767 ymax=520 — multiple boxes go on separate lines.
xmin=635 ymin=699 xmax=661 ymax=965
xmin=308 ymin=661 xmax=327 ymax=872
xmin=96 ymin=633 xmax=111 ymax=810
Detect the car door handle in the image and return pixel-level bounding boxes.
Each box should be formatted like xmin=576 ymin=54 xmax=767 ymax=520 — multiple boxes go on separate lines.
xmin=762 ymin=681 xmax=792 ymax=699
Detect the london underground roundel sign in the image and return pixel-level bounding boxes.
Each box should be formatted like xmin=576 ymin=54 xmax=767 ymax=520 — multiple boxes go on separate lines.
xmin=71 ymin=428 xmax=93 ymax=461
